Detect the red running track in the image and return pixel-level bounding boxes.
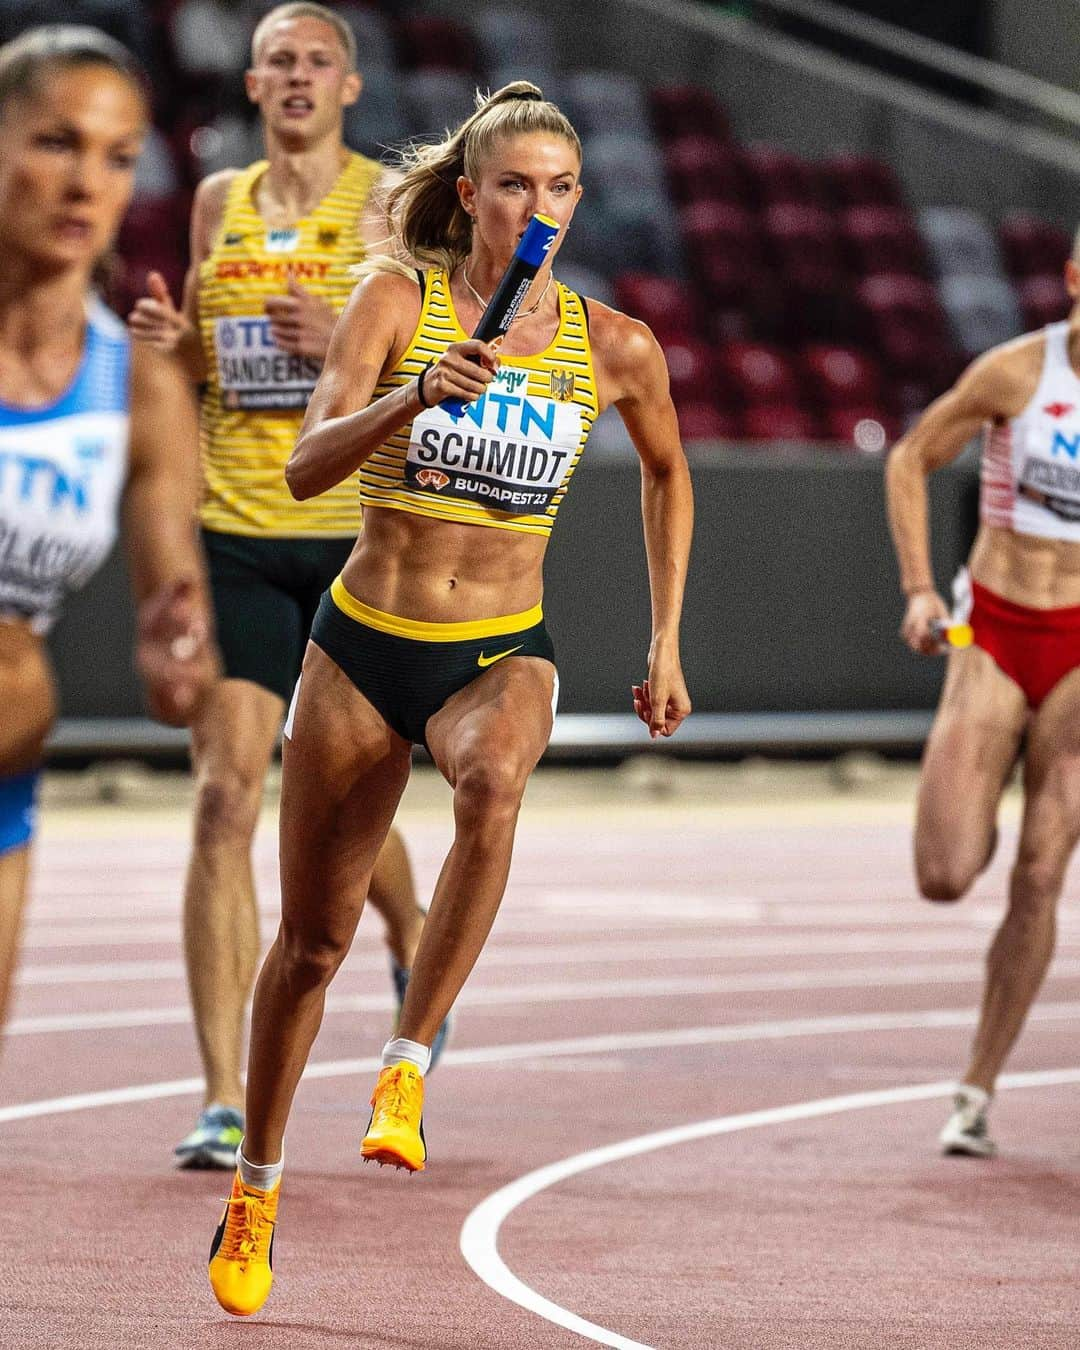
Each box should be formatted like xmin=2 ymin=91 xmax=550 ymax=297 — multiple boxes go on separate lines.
xmin=3 ymin=767 xmax=1080 ymax=1349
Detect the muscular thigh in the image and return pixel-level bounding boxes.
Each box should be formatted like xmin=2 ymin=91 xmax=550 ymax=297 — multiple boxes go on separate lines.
xmin=190 ymin=678 xmax=284 ymax=789
xmin=426 ymin=656 xmax=556 ymax=786
xmin=279 ymin=643 xmax=411 ymax=929
xmin=917 ymin=645 xmax=1026 ymax=858
xmin=1017 ymin=666 xmax=1080 ymax=869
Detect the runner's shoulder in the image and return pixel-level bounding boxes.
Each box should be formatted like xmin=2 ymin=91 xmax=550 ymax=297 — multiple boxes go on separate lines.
xmin=192 ymin=169 xmax=241 ymax=238
xmin=959 ymin=329 xmax=1046 ymax=419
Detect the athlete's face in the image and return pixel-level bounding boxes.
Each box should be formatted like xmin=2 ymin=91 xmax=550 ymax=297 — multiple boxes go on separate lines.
xmin=246 ymin=18 xmax=360 ymax=143
xmin=460 ymin=133 xmax=583 ymax=268
xmin=0 ymin=65 xmax=145 ymax=271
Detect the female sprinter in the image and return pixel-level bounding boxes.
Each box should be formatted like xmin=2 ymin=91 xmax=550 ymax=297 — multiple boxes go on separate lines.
xmin=128 ymin=1 xmax=444 ymax=1173
xmin=0 ymin=28 xmax=216 ymax=1044
xmin=887 ymin=233 xmax=1080 ymax=1158
xmin=206 ymin=82 xmax=692 ymax=1318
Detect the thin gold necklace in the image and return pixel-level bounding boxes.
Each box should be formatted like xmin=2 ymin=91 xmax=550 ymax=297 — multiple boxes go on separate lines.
xmin=461 ymin=261 xmax=553 ymax=321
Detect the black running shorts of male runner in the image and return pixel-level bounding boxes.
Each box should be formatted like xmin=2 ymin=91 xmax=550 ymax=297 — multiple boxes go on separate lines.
xmin=201 ymin=528 xmax=355 ymax=702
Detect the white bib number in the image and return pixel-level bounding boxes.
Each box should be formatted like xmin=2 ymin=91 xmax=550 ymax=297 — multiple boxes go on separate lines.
xmin=406 ymin=389 xmax=581 ymax=513
xmin=215 ymin=316 xmax=319 ymax=411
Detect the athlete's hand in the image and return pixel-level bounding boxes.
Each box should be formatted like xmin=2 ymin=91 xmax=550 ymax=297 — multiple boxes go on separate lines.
xmin=127 ymin=271 xmax=191 ymax=353
xmin=135 ymin=579 xmax=218 ymax=727
xmin=421 ymin=339 xmax=499 ymax=407
xmin=265 ymin=280 xmax=338 ymax=360
xmin=633 ymin=647 xmax=691 ymax=739
xmin=901 ymin=589 xmax=951 ymax=656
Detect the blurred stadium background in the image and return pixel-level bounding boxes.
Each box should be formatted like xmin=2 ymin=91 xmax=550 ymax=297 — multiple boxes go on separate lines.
xmin=30 ymin=0 xmax=1080 ymax=759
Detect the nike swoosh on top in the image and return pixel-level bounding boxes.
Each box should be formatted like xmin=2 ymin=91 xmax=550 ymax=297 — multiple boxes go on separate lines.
xmin=477 ymin=644 xmax=524 ymax=668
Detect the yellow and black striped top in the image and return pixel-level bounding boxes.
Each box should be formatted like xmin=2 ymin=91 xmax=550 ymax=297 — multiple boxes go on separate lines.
xmin=197 ymin=152 xmax=381 ymax=537
xmin=358 ymin=269 xmax=599 ymax=537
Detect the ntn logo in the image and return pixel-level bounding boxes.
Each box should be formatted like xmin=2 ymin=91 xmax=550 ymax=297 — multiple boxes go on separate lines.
xmin=449 ymin=391 xmax=557 ymax=439
xmin=1051 ymin=431 xmax=1080 ymax=458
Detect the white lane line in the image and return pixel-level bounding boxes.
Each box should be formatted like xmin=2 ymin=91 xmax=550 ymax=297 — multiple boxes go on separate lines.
xmin=4 ymin=1004 xmax=1080 ymax=1124
xmin=27 ymin=931 xmax=1080 ymax=987
xmin=459 ymin=1065 xmax=1080 ymax=1350
xmin=29 ymin=901 xmax=1077 ymax=947
xmin=12 ymin=963 xmax=1080 ymax=1037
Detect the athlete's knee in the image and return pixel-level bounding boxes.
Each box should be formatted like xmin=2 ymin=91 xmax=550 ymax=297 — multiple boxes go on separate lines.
xmin=278 ymin=924 xmax=350 ymax=993
xmin=1010 ymin=852 xmax=1066 ymax=913
xmin=915 ymin=852 xmax=975 ymax=903
xmin=192 ymin=769 xmax=263 ymax=847
xmin=452 ymin=754 xmax=530 ymax=830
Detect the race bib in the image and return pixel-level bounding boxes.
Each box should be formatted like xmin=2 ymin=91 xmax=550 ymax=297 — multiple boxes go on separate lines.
xmin=406 ymin=381 xmax=581 ymax=513
xmin=215 ymin=316 xmax=320 ymax=411
xmin=1019 ymin=455 xmax=1080 ymax=521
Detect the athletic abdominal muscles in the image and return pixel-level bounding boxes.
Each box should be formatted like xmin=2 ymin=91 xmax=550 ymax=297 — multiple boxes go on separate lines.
xmin=342 ymin=505 xmax=547 ymax=622
xmin=970 ymin=523 xmax=1080 ymax=609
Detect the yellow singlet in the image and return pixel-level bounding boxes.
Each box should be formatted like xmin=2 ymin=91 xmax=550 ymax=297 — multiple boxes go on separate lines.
xmin=358 ymin=269 xmax=599 ymax=537
xmin=198 ymin=152 xmax=381 ymax=537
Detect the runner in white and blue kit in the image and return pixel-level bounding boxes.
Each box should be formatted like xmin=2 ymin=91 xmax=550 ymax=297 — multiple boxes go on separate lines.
xmin=0 ymin=26 xmax=217 ymax=1044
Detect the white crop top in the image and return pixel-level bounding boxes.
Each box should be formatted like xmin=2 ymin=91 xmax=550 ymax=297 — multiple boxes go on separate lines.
xmin=0 ymin=299 xmax=130 ymax=634
xmin=981 ymin=321 xmax=1080 ymax=540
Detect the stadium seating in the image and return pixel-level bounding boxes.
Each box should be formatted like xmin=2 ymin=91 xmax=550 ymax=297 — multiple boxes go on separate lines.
xmin=939 ymin=275 xmax=1023 ymax=358
xmin=999 ymin=213 xmax=1071 ymax=278
xmin=840 ymin=206 xmax=928 ymax=278
xmin=66 ymin=2 xmax=1075 ymax=447
xmin=920 ymin=207 xmax=1004 ymax=280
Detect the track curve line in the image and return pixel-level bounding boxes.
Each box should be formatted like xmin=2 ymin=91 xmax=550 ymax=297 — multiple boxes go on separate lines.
xmin=460 ymin=1066 xmax=1080 ymax=1349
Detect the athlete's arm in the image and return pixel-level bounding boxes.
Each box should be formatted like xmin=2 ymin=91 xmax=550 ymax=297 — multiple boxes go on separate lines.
xmin=591 ymin=304 xmax=693 ymax=738
xmin=124 ymin=343 xmax=218 ymax=725
xmin=126 ymin=171 xmax=233 ymax=383
xmin=886 ymin=341 xmax=1034 ymax=654
xmin=286 ymin=271 xmax=496 ymax=500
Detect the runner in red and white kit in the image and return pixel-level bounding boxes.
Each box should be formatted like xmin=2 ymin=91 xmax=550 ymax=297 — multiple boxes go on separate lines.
xmin=886 ymin=239 xmax=1080 ymax=1157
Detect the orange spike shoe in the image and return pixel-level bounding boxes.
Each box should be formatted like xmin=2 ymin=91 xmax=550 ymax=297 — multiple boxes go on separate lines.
xmin=208 ymin=1171 xmax=279 ymax=1316
xmin=360 ymin=1062 xmax=427 ymax=1172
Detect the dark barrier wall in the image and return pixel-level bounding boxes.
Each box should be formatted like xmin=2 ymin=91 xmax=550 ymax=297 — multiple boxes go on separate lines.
xmin=49 ymin=452 xmax=978 ymax=718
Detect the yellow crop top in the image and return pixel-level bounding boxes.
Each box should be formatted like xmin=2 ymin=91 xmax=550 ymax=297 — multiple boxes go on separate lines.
xmin=197 ymin=152 xmax=380 ymax=537
xmin=357 ymin=269 xmax=599 ymax=537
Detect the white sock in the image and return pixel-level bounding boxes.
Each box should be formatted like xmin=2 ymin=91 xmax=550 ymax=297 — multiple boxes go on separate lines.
xmin=957 ymin=1083 xmax=991 ymax=1109
xmin=382 ymin=1037 xmax=430 ymax=1076
xmin=237 ymin=1143 xmax=283 ymax=1192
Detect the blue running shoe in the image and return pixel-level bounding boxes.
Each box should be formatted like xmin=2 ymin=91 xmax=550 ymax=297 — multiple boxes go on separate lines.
xmin=175 ymin=1105 xmax=244 ymax=1170
xmin=390 ymin=958 xmax=450 ymax=1072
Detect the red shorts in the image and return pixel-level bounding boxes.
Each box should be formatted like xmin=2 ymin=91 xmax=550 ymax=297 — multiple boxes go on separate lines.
xmin=970 ymin=580 xmax=1080 ymax=708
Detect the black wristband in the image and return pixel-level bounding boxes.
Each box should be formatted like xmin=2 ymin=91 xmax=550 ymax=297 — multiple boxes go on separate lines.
xmin=416 ymin=359 xmax=436 ymax=408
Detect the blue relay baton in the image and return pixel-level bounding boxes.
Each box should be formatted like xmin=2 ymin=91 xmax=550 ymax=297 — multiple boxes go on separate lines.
xmin=441 ymin=213 xmax=560 ymax=417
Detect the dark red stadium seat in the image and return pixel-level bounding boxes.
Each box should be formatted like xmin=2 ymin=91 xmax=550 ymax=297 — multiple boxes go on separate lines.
xmin=663 ymin=136 xmax=748 ymax=206
xmin=649 ymin=85 xmax=730 ymax=142
xmin=679 ymin=200 xmax=758 ymax=256
xmin=715 ymin=341 xmax=801 ymax=406
xmin=1016 ymin=274 xmax=1070 ymax=330
xmin=801 ymin=344 xmax=883 ymax=408
xmin=840 ymin=206 xmax=928 ymax=278
xmin=663 ymin=339 xmax=722 ymax=405
xmin=821 ymin=406 xmax=900 ymax=449
xmin=856 ymin=274 xmax=956 ymax=381
xmin=742 ymin=144 xmax=824 ymax=207
xmin=999 ymin=213 xmax=1071 ymax=279
xmin=742 ymin=404 xmax=820 ymax=441
xmin=820 ymin=153 xmax=905 ymax=209
xmin=614 ymin=274 xmax=701 ymax=343
xmin=395 ymin=16 xmax=475 ymax=72
xmin=677 ymin=401 xmax=742 ymax=440
xmin=763 ymin=204 xmax=845 ymax=288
